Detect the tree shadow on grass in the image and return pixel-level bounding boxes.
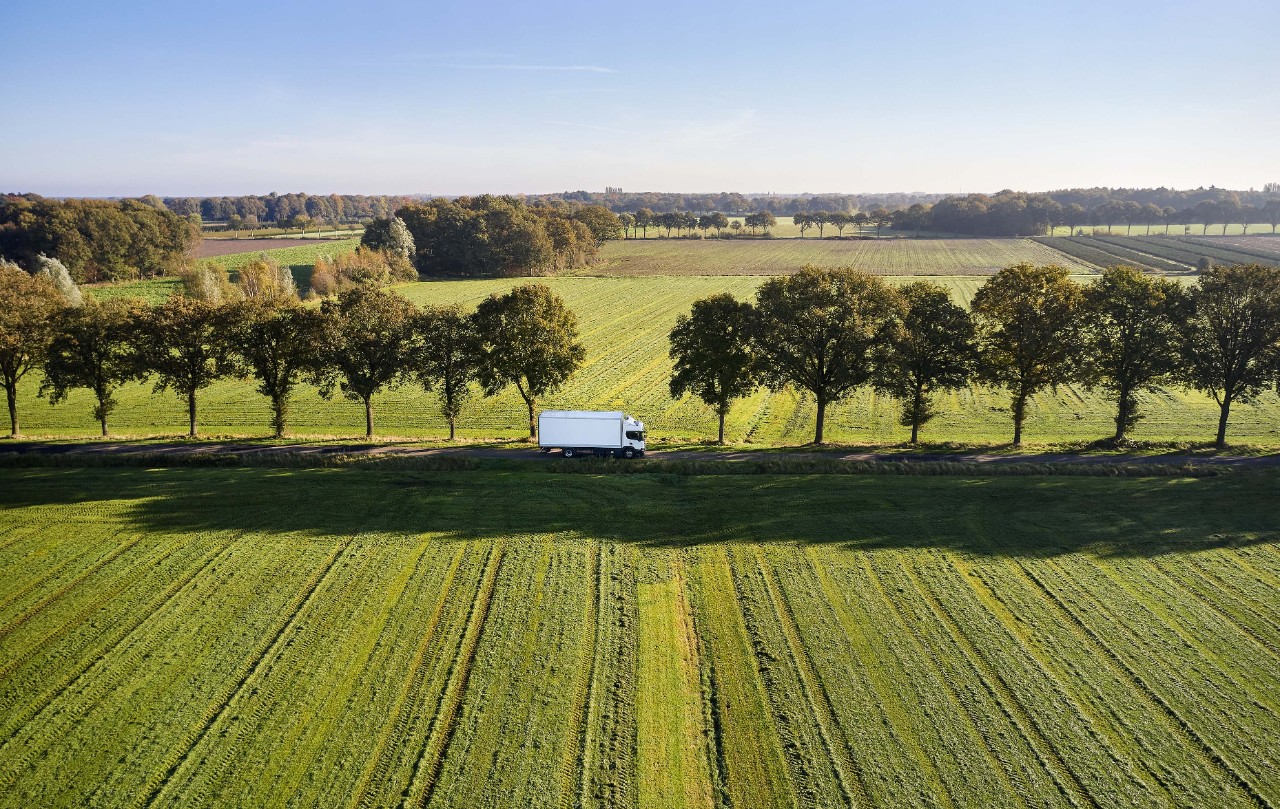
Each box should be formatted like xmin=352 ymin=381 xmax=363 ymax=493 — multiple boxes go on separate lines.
xmin=0 ymin=467 xmax=1275 ymax=559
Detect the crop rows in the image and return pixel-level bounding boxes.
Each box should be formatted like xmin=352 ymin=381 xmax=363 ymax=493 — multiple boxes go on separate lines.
xmin=598 ymin=237 xmax=1094 ymax=276
xmin=1172 ymin=236 xmax=1280 ymax=266
xmin=3 ymin=469 xmax=1280 ymax=807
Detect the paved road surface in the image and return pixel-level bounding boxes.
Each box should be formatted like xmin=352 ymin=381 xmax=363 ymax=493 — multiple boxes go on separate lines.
xmin=3 ymin=441 xmax=1278 ymax=468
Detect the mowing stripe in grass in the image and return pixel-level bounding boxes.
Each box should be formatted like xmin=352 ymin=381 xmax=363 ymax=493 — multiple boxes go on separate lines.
xmin=348 ymin=542 xmax=468 ymax=809
xmin=0 ymin=536 xmax=236 ymax=746
xmin=560 ymin=541 xmax=602 ymax=809
xmin=405 ymin=540 xmax=506 ymax=809
xmin=140 ymin=538 xmax=353 ymax=808
xmin=753 ymin=549 xmax=864 ymax=808
xmin=893 ymin=556 xmax=1094 ymax=809
xmin=635 ymin=555 xmax=715 ymax=809
xmin=690 ymin=546 xmax=797 ymax=809
xmin=1013 ymin=559 xmax=1269 ymax=809
xmin=584 ymin=543 xmax=640 ymax=809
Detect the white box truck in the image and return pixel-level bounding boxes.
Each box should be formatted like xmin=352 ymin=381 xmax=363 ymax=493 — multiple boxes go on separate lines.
xmin=539 ymin=410 xmax=646 ymax=459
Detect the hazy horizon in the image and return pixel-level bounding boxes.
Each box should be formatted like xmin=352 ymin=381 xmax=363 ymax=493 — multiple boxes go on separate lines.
xmin=4 ymin=0 xmax=1278 ymax=197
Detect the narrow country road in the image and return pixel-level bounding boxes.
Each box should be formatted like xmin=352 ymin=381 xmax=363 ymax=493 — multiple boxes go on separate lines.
xmin=3 ymin=440 xmax=1279 ymax=468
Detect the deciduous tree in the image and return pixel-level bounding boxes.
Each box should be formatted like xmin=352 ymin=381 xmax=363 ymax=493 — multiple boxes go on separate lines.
xmin=0 ymin=262 xmax=62 ymax=435
xmin=316 ymin=286 xmax=417 ymax=438
xmin=472 ymin=284 xmax=584 ymax=439
xmin=873 ymin=282 xmax=976 ymax=444
xmin=752 ymin=266 xmax=900 ymax=444
xmin=40 ymin=298 xmax=145 ymax=436
xmin=1079 ymin=266 xmax=1187 ymax=442
xmin=412 ymin=305 xmax=480 ymax=440
xmin=1178 ymin=264 xmax=1280 ymax=447
xmin=668 ymin=293 xmax=758 ymax=444
xmin=136 ymin=295 xmax=238 ymax=436
xmin=971 ymin=264 xmax=1085 ymax=447
xmin=227 ymin=297 xmax=325 ymax=437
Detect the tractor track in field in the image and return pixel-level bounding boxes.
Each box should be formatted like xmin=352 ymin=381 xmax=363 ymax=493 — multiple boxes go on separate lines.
xmin=5 ymin=440 xmax=1280 ymax=469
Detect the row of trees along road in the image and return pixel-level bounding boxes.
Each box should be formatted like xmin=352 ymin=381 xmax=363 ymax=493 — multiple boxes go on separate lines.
xmin=0 ymin=259 xmax=584 ymax=439
xmin=670 ymin=263 xmax=1280 ymax=447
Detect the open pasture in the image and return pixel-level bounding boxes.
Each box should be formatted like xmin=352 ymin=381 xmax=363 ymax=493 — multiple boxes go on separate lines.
xmin=595 ymin=238 xmax=1094 ymax=276
xmin=18 ymin=275 xmax=1278 ymax=445
xmin=193 ymin=238 xmax=355 ymax=259
xmin=1 ymin=466 xmax=1278 ymax=808
xmin=1036 ymin=235 xmax=1280 ymax=274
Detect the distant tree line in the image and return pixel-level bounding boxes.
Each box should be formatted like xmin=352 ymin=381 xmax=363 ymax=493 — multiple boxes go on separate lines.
xmin=156 ymin=192 xmax=420 ymax=227
xmin=670 ymin=263 xmax=1280 ymax=448
xmin=533 ymin=190 xmax=940 ymax=215
xmin=0 ymin=195 xmax=199 ymax=282
xmin=0 ymin=262 xmax=584 ymax=440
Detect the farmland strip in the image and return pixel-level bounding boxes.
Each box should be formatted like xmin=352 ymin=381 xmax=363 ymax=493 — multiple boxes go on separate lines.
xmin=0 ymin=531 xmax=139 ymax=633
xmin=559 ymin=541 xmax=601 ymax=809
xmin=139 ymin=537 xmax=354 ymax=809
xmin=752 ymin=549 xmax=865 ymax=808
xmin=893 ymin=556 xmax=1093 ymax=809
xmin=348 ymin=543 xmax=468 ymax=809
xmin=405 ymin=540 xmax=506 ymax=809
xmin=0 ymin=535 xmax=236 ymax=745
xmin=1012 ymin=559 xmax=1270 ymax=809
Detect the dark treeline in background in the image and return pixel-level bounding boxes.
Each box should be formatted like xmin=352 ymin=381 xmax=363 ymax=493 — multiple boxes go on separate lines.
xmin=160 ymin=192 xmax=418 ymax=228
xmin=0 ymin=195 xmax=199 ymax=283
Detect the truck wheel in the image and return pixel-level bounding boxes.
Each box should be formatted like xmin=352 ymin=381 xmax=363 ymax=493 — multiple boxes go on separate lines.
xmin=562 ymin=448 xmax=576 ymax=458
xmin=622 ymin=447 xmax=636 ymax=460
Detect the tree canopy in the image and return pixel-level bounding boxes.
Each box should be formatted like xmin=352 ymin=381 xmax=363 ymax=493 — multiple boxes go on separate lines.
xmin=40 ymin=298 xmax=145 ymax=436
xmin=0 ymin=262 xmax=63 ymax=435
xmin=668 ymin=293 xmax=758 ymax=444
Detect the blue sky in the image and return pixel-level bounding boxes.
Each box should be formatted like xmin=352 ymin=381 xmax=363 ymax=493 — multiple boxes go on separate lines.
xmin=2 ymin=0 xmax=1277 ymax=196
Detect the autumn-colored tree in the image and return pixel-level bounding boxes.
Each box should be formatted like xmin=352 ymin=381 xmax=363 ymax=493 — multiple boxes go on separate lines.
xmin=472 ymin=285 xmax=584 ymax=439
xmin=0 ymin=262 xmax=63 ymax=435
xmin=41 ymin=298 xmax=146 ymax=436
xmin=411 ymin=305 xmax=481 ymax=440
xmin=316 ymin=286 xmax=417 ymax=437
xmin=136 ymin=295 xmax=238 ymax=436
xmin=971 ymin=264 xmax=1085 ymax=447
xmin=669 ymin=294 xmax=758 ymax=444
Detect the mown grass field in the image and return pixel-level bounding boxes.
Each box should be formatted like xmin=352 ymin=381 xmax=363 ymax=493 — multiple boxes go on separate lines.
xmin=1 ymin=466 xmax=1278 ymax=807
xmin=1036 ymin=235 xmax=1280 ymax=274
xmin=20 ymin=275 xmax=1278 ymax=446
xmin=596 ymin=238 xmax=1095 ymax=276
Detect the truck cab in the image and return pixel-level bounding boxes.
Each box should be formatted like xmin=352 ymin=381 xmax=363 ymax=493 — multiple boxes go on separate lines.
xmin=622 ymin=415 xmax=647 ymax=456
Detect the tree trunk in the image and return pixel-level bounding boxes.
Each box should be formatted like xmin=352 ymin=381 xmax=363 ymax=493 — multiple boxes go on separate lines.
xmin=271 ymin=393 xmax=286 ymax=439
xmin=364 ymin=397 xmax=374 ymax=438
xmin=1216 ymin=395 xmax=1232 ymax=448
xmin=526 ymin=397 xmax=536 ymax=440
xmin=1012 ymin=389 xmax=1028 ymax=447
xmin=1114 ymin=386 xmax=1132 ymax=442
xmin=910 ymin=386 xmax=924 ymax=444
xmin=5 ymin=380 xmax=17 ymax=437
xmin=448 ymin=418 xmax=456 ymax=441
xmin=813 ymin=395 xmax=826 ymax=445
xmin=717 ymin=405 xmax=727 ymax=445
xmin=187 ymin=391 xmax=197 ymax=437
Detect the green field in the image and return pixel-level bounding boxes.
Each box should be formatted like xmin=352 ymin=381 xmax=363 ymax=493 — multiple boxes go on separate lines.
xmin=1 ymin=465 xmax=1278 ymax=807
xmin=597 ymin=237 xmax=1095 ymax=276
xmin=1035 ymin=235 xmax=1280 ymax=274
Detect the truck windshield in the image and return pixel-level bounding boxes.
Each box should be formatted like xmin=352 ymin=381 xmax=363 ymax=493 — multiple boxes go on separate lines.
xmin=625 ymin=430 xmax=645 ymax=441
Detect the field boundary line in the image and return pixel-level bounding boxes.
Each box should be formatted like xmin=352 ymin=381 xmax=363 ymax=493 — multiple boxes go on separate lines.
xmin=406 ymin=540 xmax=506 ymax=809
xmin=894 ymin=557 xmax=1095 ymax=809
xmin=348 ymin=543 xmax=468 ymax=809
xmin=0 ymin=536 xmax=237 ymax=775
xmin=1015 ymin=559 xmax=1271 ymax=809
xmin=138 ymin=537 xmax=353 ymax=809
xmin=756 ymin=548 xmax=866 ymax=808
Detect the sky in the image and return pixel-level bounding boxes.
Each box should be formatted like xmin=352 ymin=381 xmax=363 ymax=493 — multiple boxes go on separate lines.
xmin=2 ymin=0 xmax=1278 ymax=197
